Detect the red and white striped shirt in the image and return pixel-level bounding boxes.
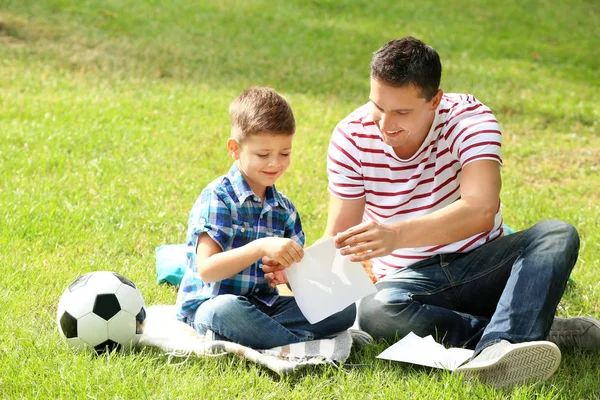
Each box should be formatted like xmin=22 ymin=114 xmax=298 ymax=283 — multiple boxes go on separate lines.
xmin=327 ymin=94 xmax=504 ymax=280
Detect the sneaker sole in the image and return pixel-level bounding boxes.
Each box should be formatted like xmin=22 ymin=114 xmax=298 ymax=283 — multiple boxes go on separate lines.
xmin=457 ymin=341 xmax=561 ymax=389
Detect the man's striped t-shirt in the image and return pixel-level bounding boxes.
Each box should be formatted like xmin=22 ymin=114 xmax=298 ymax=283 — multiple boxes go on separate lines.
xmin=327 ymin=93 xmax=505 ymax=280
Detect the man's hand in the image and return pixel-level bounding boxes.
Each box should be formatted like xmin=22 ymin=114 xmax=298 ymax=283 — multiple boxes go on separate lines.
xmin=261 ymin=256 xmax=289 ymax=288
xmin=334 ymin=221 xmax=399 ymax=262
xmin=258 ymin=237 xmax=304 ymax=267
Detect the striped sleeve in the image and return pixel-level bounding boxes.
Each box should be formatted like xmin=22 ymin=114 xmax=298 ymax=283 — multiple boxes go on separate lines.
xmin=327 ymin=122 xmax=366 ymax=199
xmin=443 ymin=98 xmax=503 ymax=167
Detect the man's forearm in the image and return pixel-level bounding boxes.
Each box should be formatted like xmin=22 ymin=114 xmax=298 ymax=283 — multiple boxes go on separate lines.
xmin=391 ymin=198 xmax=498 ymax=249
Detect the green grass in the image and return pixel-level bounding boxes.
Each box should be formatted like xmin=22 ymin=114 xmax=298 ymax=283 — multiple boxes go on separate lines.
xmin=1 ymin=0 xmax=599 ymax=398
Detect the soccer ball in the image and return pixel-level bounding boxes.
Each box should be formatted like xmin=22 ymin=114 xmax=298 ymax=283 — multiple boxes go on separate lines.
xmin=56 ymin=271 xmax=147 ymax=354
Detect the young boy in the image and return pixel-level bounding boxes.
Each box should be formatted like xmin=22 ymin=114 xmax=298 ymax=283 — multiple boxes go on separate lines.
xmin=175 ymin=87 xmax=356 ymax=349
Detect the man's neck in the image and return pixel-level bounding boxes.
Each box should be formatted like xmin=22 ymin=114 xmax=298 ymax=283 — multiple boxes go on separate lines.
xmin=392 ymin=117 xmax=436 ymax=160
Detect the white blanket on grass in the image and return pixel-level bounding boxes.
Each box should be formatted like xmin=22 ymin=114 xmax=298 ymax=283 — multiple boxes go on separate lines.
xmin=137 ymin=305 xmax=371 ymax=375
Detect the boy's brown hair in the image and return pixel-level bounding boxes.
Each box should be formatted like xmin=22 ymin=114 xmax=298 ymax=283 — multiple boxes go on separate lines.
xmin=229 ymin=87 xmax=295 ymax=142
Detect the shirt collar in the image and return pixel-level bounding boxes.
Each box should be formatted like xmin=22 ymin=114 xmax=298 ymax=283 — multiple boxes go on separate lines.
xmin=227 ymin=163 xmax=288 ymax=211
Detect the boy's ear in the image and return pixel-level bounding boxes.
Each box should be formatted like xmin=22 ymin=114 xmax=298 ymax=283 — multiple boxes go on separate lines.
xmin=227 ymin=138 xmax=240 ymax=160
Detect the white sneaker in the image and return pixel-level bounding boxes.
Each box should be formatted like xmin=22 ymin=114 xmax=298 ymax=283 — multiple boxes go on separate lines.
xmin=455 ymin=340 xmax=561 ymax=388
xmin=547 ymin=316 xmax=600 ymax=351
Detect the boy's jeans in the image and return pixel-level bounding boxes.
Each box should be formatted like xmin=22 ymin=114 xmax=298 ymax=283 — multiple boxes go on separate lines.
xmin=358 ymin=220 xmax=580 ymax=355
xmin=185 ymin=293 xmax=356 ymax=349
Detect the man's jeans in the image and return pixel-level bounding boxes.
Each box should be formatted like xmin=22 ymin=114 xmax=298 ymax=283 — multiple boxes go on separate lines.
xmin=185 ymin=294 xmax=356 ymax=349
xmin=358 ymin=220 xmax=580 ymax=355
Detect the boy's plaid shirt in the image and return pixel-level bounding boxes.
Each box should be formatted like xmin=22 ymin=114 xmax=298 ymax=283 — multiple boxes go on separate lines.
xmin=176 ymin=163 xmax=305 ymax=321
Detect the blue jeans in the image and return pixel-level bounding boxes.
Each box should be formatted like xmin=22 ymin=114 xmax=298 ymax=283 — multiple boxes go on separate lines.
xmin=357 ymin=220 xmax=580 ymax=355
xmin=185 ymin=294 xmax=356 ymax=349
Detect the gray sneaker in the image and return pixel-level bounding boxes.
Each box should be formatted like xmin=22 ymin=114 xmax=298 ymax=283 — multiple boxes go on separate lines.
xmin=455 ymin=340 xmax=561 ymax=389
xmin=547 ymin=316 xmax=600 ymax=350
xmin=349 ymin=328 xmax=374 ymax=346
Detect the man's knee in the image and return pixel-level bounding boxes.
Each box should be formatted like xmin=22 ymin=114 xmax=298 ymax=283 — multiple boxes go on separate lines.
xmin=532 ymin=220 xmax=580 ymax=251
xmin=557 ymin=221 xmax=579 ymax=252
xmin=357 ymin=289 xmax=414 ymax=340
xmin=532 ymin=220 xmax=579 ymax=256
xmin=531 ymin=220 xmax=580 ymax=271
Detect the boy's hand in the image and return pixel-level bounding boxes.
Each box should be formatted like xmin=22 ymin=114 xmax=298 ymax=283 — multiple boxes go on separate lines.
xmin=262 ymin=256 xmax=289 ymax=288
xmin=264 ymin=270 xmax=289 ymax=288
xmin=259 ymin=238 xmax=304 ymax=268
xmin=261 ymin=256 xmax=286 ymax=271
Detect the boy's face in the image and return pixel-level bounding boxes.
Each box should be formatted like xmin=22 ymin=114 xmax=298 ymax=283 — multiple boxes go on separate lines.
xmin=228 ymin=133 xmax=293 ymax=198
xmin=369 ymin=79 xmax=442 ymax=159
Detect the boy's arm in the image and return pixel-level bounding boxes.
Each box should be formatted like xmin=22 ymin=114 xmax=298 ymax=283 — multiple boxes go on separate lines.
xmin=196 ymin=233 xmax=304 ymax=283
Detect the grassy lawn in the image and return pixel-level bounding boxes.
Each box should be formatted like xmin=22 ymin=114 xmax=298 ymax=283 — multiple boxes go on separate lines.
xmin=1 ymin=0 xmax=599 ymax=398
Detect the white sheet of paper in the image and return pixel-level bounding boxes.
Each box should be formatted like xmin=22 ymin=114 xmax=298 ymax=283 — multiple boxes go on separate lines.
xmin=285 ymin=237 xmax=377 ymax=324
xmin=377 ymin=332 xmax=474 ymax=371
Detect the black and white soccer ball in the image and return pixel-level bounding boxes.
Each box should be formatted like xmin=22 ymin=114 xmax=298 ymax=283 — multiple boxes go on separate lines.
xmin=56 ymin=271 xmax=147 ymax=354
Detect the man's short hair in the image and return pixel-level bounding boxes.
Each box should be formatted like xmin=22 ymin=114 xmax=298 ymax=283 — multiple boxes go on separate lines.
xmin=370 ymin=37 xmax=442 ymax=101
xmin=229 ymin=87 xmax=296 ymax=142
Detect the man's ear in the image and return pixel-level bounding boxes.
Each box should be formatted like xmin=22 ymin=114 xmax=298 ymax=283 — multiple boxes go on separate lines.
xmin=227 ymin=138 xmax=240 ymax=160
xmin=430 ymin=89 xmax=444 ymax=110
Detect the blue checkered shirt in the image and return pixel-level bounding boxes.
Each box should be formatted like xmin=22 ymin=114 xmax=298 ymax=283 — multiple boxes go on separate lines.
xmin=176 ymin=163 xmax=305 ymax=321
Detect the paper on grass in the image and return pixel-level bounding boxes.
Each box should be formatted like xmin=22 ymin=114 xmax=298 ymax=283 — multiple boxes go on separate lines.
xmin=377 ymin=332 xmax=474 ymax=371
xmin=285 ymin=237 xmax=377 ymax=324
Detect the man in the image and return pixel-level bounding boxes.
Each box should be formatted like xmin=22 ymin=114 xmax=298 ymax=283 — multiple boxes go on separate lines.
xmin=323 ymin=36 xmax=599 ymax=388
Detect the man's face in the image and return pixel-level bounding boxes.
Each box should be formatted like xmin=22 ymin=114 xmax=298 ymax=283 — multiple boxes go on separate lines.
xmin=369 ymin=79 xmax=441 ymax=158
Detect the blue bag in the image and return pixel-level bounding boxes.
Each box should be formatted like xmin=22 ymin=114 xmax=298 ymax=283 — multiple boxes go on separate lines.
xmin=155 ymin=244 xmax=188 ymax=286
